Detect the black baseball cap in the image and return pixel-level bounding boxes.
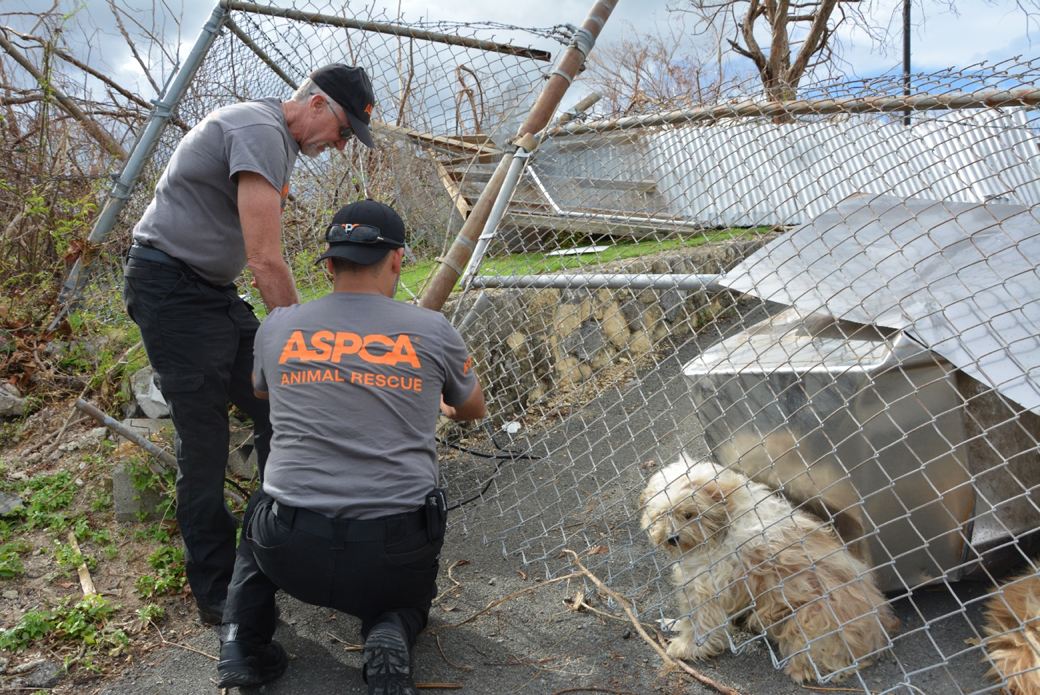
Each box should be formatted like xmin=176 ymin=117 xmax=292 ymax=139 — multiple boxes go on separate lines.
xmin=309 ymin=64 xmax=376 ymax=148
xmin=317 ymin=199 xmax=406 ymax=266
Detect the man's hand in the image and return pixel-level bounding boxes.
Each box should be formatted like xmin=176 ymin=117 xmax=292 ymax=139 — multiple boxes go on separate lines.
xmin=440 ymin=380 xmax=486 ymax=422
xmin=239 ymin=172 xmax=300 ymax=310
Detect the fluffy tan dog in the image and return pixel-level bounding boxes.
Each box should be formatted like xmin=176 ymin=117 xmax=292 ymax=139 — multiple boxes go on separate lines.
xmin=982 ymin=569 xmax=1040 ymax=695
xmin=640 ymin=455 xmax=899 ymax=683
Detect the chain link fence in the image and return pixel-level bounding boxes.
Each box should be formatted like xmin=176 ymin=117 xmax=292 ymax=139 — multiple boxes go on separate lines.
xmin=66 ymin=2 xmax=1040 ymax=692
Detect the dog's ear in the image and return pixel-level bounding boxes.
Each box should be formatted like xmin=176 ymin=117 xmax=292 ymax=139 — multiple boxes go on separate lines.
xmin=693 ymin=478 xmax=730 ymax=534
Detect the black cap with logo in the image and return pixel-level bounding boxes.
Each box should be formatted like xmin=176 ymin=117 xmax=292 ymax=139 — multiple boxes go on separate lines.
xmin=309 ymin=64 xmax=376 ymax=148
xmin=317 ymin=199 xmax=405 ymax=266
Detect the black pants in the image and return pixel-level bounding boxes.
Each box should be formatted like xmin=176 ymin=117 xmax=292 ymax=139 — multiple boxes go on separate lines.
xmin=224 ymin=492 xmax=445 ymax=648
xmin=123 ymin=256 xmax=271 ymax=608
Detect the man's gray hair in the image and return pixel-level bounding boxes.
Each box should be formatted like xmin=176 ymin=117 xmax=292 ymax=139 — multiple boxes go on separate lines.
xmin=291 ymin=77 xmax=330 ymax=104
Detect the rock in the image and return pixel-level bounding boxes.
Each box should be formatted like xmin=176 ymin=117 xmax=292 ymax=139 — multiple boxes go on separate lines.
xmin=561 ymin=322 xmax=605 ymax=363
xmin=0 ymin=383 xmax=25 ymax=418
xmin=130 ymin=367 xmax=169 ymax=419
xmin=113 ymin=463 xmax=167 ymax=523
xmin=24 ymin=661 xmax=63 ymax=689
xmin=0 ymin=491 xmax=23 ymax=516
xmin=660 ymin=288 xmax=688 ymax=323
xmin=620 ymin=300 xmax=644 ymax=331
xmin=600 ymin=304 xmax=630 ymax=349
xmin=2 ymin=590 xmax=17 ymax=600
xmin=227 ymin=435 xmax=257 ymax=480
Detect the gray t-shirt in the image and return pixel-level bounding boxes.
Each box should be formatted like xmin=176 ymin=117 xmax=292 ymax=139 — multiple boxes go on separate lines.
xmin=254 ymin=292 xmax=477 ymax=519
xmin=133 ymin=98 xmax=299 ymax=285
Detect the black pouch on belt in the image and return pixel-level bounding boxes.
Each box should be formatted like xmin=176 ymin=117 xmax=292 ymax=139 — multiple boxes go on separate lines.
xmin=425 ymin=488 xmax=447 ymax=543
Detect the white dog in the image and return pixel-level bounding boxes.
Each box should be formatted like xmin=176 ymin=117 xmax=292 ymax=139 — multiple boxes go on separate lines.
xmin=640 ymin=455 xmax=899 ymax=683
xmin=982 ymin=568 xmax=1040 ymax=695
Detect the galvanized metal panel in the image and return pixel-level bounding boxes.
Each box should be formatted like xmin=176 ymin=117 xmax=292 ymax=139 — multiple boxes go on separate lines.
xmin=721 ymin=193 xmax=1040 ymax=414
xmin=534 ymin=109 xmax=1040 ymax=230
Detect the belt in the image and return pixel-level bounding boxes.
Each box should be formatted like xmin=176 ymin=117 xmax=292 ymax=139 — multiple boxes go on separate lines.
xmin=270 ymin=499 xmax=426 ymax=542
xmin=127 ymin=243 xmax=231 ymax=291
xmin=127 ymin=243 xmax=193 ymax=272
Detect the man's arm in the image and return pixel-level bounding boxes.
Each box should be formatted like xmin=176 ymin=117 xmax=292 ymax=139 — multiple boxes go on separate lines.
xmin=252 ymin=370 xmax=269 ymax=400
xmin=440 ymin=380 xmax=486 ymax=422
xmin=239 ymin=171 xmax=299 ymax=310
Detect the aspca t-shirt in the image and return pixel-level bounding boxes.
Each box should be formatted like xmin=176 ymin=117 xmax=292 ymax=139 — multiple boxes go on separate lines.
xmin=253 ymin=292 xmax=476 ymax=519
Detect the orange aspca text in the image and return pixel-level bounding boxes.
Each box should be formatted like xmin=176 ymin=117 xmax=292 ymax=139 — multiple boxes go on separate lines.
xmin=280 ymin=369 xmax=345 ymax=385
xmin=278 ymin=330 xmax=421 ymax=368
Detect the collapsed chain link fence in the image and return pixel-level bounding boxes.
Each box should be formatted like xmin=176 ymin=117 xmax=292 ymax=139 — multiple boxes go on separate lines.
xmin=60 ymin=2 xmax=1040 ymax=692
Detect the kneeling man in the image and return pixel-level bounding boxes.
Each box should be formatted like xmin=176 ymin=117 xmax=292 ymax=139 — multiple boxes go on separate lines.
xmin=216 ymin=199 xmax=485 ymax=694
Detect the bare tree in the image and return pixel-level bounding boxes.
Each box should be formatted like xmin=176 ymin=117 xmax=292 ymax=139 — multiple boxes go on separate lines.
xmin=682 ymin=0 xmax=1040 ymax=106
xmin=583 ymin=20 xmax=746 ymax=117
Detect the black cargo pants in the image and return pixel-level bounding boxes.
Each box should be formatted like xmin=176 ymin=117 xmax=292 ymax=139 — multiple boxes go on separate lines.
xmin=223 ymin=490 xmax=446 ymax=648
xmin=123 ymin=255 xmax=272 ymax=609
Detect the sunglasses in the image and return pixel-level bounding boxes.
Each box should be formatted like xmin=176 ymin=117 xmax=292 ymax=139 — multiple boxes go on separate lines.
xmin=325 ymin=223 xmax=403 ymax=247
xmin=326 ymin=101 xmax=354 ymax=141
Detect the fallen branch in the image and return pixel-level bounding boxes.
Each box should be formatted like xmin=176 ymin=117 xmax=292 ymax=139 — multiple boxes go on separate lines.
xmin=326 ymin=632 xmax=362 ymax=651
xmin=564 ymin=550 xmax=740 ymax=695
xmin=435 ymin=633 xmax=474 ymax=671
xmin=74 ymin=398 xmax=176 ymax=473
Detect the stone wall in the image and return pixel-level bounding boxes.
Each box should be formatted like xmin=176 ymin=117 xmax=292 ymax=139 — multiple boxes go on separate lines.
xmin=446 ymin=238 xmax=772 ymax=419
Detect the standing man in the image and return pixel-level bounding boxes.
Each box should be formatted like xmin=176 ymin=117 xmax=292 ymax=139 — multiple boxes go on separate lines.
xmin=123 ymin=64 xmax=377 ymax=625
xmin=215 ymin=199 xmax=485 ymax=694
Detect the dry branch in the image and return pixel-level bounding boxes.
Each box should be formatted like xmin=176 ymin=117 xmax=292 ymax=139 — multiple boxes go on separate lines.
xmin=0 ymin=28 xmax=127 ymax=158
xmin=564 ymin=550 xmax=740 ymax=695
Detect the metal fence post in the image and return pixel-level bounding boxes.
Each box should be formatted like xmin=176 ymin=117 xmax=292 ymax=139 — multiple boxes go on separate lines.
xmin=49 ymin=2 xmax=230 ymax=330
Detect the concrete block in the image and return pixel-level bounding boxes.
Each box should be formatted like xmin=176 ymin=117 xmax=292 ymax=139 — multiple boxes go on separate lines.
xmin=131 ymin=367 xmax=169 ymax=419
xmin=113 ymin=463 xmax=166 ymax=523
xmin=0 ymin=384 xmax=25 ymax=418
xmin=228 ymin=433 xmax=257 ymax=480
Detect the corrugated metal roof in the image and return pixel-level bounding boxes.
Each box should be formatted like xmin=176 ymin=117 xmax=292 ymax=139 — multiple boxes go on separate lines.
xmin=531 ymin=109 xmax=1040 ymax=229
xmin=721 ymin=193 xmax=1040 ymax=415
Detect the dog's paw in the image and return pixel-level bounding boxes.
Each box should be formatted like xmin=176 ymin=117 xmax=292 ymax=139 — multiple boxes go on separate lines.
xmin=666 ymin=633 xmax=720 ymax=661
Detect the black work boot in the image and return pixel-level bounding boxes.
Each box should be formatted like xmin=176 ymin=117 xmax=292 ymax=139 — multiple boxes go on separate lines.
xmin=216 ymin=623 xmax=288 ymax=688
xmin=363 ymin=617 xmax=417 ymax=695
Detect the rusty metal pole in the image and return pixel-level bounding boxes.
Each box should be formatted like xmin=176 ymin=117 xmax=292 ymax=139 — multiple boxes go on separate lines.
xmin=418 ymin=0 xmax=618 ymax=312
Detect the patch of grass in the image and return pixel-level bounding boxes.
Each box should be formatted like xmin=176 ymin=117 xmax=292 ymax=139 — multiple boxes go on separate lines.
xmin=0 ymin=539 xmax=32 ymax=578
xmin=0 ymin=594 xmax=128 ymax=655
xmin=54 ymin=539 xmax=97 ymax=575
xmin=393 ymin=227 xmax=770 ymax=300
xmin=135 ymin=544 xmax=186 ymax=598
xmin=0 ymin=471 xmax=81 ymax=531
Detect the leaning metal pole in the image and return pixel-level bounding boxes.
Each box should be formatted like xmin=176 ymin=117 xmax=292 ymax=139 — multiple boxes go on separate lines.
xmin=49 ymin=3 xmax=229 ymax=331
xmin=418 ymin=0 xmax=618 ymax=313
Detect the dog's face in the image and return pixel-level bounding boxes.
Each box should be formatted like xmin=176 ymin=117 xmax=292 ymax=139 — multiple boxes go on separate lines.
xmin=640 ymin=457 xmax=743 ymax=555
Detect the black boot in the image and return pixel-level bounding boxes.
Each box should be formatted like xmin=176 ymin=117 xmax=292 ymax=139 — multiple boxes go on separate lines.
xmin=216 ymin=623 xmax=288 ymax=688
xmin=363 ymin=616 xmax=418 ymax=695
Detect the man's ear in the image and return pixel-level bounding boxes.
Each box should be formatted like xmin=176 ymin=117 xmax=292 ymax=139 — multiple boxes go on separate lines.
xmin=310 ymin=93 xmax=325 ymax=113
xmin=325 ymin=257 xmax=335 ymax=276
xmin=390 ymin=247 xmax=404 ymax=275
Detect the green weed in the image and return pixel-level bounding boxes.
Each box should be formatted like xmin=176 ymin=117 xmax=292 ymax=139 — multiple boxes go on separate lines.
xmin=0 ymin=595 xmax=128 ymax=655
xmin=134 ymin=545 xmax=186 ymax=598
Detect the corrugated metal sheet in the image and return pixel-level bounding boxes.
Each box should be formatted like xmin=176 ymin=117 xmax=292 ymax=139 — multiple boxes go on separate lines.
xmin=533 ymin=110 xmax=1040 ymax=229
xmin=721 ymin=194 xmax=1040 ymax=415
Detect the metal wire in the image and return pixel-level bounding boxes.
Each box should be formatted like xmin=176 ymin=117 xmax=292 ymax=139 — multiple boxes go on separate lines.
xmin=50 ymin=3 xmax=1040 ymax=692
